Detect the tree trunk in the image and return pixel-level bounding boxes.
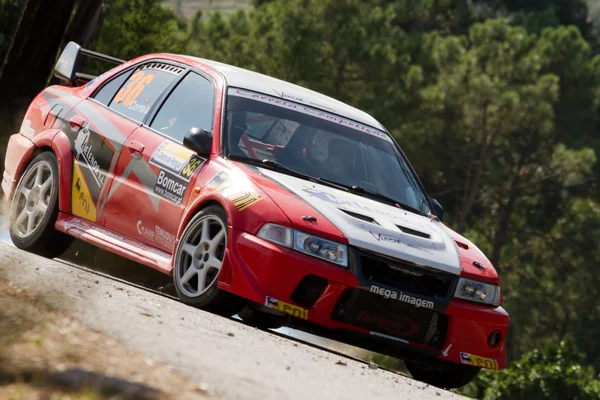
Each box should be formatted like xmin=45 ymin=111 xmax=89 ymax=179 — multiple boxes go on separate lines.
xmin=0 ymin=0 xmax=77 ymax=194
xmin=65 ymin=0 xmax=105 ymax=49
xmin=0 ymin=0 xmax=77 ymax=108
xmin=489 ymin=153 xmax=526 ymax=268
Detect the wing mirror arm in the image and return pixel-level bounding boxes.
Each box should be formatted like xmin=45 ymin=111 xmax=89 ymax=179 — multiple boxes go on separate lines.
xmin=431 ymin=198 xmax=444 ymax=222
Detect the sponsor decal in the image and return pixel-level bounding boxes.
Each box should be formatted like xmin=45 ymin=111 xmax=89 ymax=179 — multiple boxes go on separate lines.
xmin=137 ymin=220 xmax=175 ymax=249
xmin=181 ymin=155 xmax=204 ymax=180
xmin=303 ymin=188 xmax=429 ymax=228
xmin=114 ymin=70 xmax=155 ymax=107
xmin=357 ymin=310 xmax=420 ymax=336
xmin=127 ymin=101 xmax=151 ymax=115
xmin=369 ymin=331 xmax=409 ymax=344
xmin=460 ymin=352 xmax=499 ymax=370
xmin=442 ymin=344 xmax=452 ymax=357
xmin=370 ymin=231 xmax=402 ymax=244
xmin=369 ymin=230 xmax=434 ymax=255
xmin=206 ymin=171 xmax=262 ymax=211
xmin=231 ymin=88 xmax=391 ymax=142
xmin=370 ymin=285 xmax=434 ymax=309
xmin=71 ymin=161 xmax=97 ymax=221
xmin=74 ymin=127 xmax=105 ymax=188
xmin=150 ymin=141 xmax=204 ymax=182
xmin=154 ymin=170 xmax=187 ymax=205
xmin=265 ymin=296 xmax=308 ymax=320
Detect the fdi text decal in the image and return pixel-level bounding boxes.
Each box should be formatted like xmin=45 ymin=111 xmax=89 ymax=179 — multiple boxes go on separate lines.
xmin=206 ymin=171 xmax=262 ymax=211
xmin=265 ymin=296 xmax=308 ymax=320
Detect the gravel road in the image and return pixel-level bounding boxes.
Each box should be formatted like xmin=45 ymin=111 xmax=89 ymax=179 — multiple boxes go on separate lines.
xmin=0 ymin=243 xmax=466 ymax=400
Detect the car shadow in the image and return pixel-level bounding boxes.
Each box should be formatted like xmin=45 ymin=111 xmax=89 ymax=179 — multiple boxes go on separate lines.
xmin=0 ymin=367 xmax=164 ymax=399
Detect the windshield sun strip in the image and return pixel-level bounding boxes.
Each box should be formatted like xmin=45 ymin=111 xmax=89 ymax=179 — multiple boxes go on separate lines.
xmin=227 ymin=87 xmax=393 ymax=144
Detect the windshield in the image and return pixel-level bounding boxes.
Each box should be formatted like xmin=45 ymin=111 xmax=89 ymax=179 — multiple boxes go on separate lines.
xmin=224 ymin=88 xmax=431 ymax=215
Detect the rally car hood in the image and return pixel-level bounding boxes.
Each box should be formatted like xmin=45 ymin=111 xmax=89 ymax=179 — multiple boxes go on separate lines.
xmin=256 ymin=168 xmax=462 ymax=275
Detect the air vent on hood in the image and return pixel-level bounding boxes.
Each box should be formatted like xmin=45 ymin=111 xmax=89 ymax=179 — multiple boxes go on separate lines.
xmin=396 ymin=225 xmax=431 ymax=239
xmin=340 ymin=209 xmax=379 ymax=225
xmin=455 ymin=240 xmax=469 ymax=250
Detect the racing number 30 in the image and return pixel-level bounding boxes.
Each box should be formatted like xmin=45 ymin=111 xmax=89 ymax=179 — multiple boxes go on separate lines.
xmin=114 ymin=70 xmax=154 ymax=107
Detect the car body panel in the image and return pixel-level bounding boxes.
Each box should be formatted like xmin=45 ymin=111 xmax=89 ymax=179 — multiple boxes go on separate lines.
xmin=3 ymin=50 xmax=509 ymax=372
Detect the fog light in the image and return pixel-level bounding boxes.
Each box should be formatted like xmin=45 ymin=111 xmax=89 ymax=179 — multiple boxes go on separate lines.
xmin=488 ymin=330 xmax=502 ymax=347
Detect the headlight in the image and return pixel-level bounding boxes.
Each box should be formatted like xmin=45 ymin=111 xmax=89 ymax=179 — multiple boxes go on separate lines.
xmin=454 ymin=278 xmax=501 ymax=306
xmin=257 ymin=223 xmax=293 ymax=247
xmin=257 ymin=224 xmax=348 ymax=267
xmin=294 ymin=231 xmax=348 ymax=267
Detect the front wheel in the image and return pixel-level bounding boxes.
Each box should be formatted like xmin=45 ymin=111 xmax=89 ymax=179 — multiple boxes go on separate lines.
xmin=405 ymin=359 xmax=480 ymax=389
xmin=173 ymin=205 xmax=246 ymax=316
xmin=9 ymin=152 xmax=73 ymax=258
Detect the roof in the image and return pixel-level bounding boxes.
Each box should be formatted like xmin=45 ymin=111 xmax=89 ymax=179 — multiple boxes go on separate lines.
xmin=181 ymin=56 xmax=386 ymax=131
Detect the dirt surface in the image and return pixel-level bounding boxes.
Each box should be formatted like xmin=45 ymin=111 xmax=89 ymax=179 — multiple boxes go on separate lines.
xmin=0 ymin=244 xmax=466 ymax=400
xmin=0 ymin=280 xmax=209 ymax=399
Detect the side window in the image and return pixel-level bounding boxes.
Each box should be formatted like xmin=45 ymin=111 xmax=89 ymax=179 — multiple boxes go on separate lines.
xmin=108 ymin=64 xmax=180 ymax=122
xmin=150 ymin=72 xmax=214 ymax=142
xmin=93 ymin=70 xmax=133 ymax=106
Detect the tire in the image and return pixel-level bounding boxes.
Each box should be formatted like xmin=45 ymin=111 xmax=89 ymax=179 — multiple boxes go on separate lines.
xmin=173 ymin=205 xmax=246 ymax=316
xmin=405 ymin=359 xmax=480 ymax=389
xmin=238 ymin=305 xmax=289 ymax=330
xmin=9 ymin=152 xmax=73 ymax=258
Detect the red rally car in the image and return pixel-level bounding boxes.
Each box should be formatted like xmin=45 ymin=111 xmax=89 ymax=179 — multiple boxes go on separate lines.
xmin=3 ymin=42 xmax=509 ymax=388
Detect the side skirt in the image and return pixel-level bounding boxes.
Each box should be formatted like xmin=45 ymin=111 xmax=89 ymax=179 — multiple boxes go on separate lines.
xmin=55 ymin=213 xmax=173 ymax=275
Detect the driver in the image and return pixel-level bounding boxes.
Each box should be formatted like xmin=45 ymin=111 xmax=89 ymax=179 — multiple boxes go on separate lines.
xmin=325 ymin=138 xmax=356 ymax=183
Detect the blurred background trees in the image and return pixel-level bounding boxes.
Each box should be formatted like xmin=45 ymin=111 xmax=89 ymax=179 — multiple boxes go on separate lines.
xmin=1 ymin=0 xmax=599 ymax=397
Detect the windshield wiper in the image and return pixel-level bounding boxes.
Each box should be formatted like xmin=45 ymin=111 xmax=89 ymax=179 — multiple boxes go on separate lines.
xmin=348 ymin=185 xmax=424 ymax=216
xmin=227 ymin=155 xmax=342 ymax=189
xmin=227 ymin=155 xmax=424 ymax=215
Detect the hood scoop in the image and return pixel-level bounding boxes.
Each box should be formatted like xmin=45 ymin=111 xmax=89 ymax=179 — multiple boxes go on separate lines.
xmin=339 ymin=209 xmax=379 ymax=225
xmin=396 ymin=225 xmax=431 ymax=239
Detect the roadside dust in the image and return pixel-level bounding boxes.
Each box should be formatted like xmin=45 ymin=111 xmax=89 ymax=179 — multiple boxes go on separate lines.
xmin=0 ymin=279 xmax=210 ymax=400
xmin=0 ymin=197 xmax=9 ymax=228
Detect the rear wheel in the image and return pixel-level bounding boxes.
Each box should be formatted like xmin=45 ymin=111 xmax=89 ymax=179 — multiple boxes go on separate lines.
xmin=9 ymin=152 xmax=73 ymax=258
xmin=405 ymin=359 xmax=480 ymax=389
xmin=173 ymin=205 xmax=246 ymax=316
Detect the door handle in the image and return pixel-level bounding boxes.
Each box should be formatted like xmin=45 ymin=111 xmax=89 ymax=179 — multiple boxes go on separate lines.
xmin=69 ymin=115 xmax=86 ymax=131
xmin=128 ymin=140 xmax=145 ymax=157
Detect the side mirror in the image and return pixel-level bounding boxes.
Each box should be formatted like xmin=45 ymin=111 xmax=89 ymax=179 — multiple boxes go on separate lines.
xmin=431 ymin=198 xmax=444 ymax=222
xmin=54 ymin=42 xmax=81 ymax=82
xmin=183 ymin=127 xmax=212 ymax=158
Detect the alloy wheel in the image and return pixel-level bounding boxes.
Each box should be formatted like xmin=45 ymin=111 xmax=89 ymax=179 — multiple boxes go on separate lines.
xmin=175 ymin=215 xmax=227 ymax=297
xmin=12 ymin=161 xmax=54 ymax=238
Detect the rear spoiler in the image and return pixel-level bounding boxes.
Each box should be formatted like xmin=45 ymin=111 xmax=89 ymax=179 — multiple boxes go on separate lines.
xmin=54 ymin=41 xmax=125 ymax=86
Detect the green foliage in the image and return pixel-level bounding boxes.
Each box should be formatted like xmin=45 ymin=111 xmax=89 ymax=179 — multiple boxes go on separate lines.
xmin=1 ymin=1 xmax=599 ymax=396
xmin=463 ymin=339 xmax=600 ymax=399
xmin=94 ymin=0 xmax=187 ymax=61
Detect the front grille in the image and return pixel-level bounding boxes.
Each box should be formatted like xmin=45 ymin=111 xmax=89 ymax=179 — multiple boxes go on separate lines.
xmin=332 ymin=289 xmax=448 ymax=349
xmin=360 ymin=253 xmax=453 ymax=299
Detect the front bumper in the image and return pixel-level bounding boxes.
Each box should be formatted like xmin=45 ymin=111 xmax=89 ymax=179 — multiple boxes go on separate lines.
xmin=220 ymin=228 xmax=509 ymax=369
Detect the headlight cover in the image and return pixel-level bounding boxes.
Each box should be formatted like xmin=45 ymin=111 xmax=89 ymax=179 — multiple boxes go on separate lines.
xmin=257 ymin=224 xmax=348 ymax=267
xmin=294 ymin=231 xmax=347 ymax=267
xmin=257 ymin=223 xmax=293 ymax=248
xmin=454 ymin=277 xmax=501 ymax=306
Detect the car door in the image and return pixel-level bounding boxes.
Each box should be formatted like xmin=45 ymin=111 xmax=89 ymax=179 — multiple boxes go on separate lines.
xmin=63 ymin=66 xmax=138 ymax=226
xmin=103 ymin=69 xmax=216 ymax=253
